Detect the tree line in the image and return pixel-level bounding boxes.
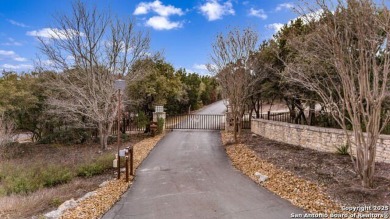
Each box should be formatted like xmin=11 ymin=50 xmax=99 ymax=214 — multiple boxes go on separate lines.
xmin=0 ymin=1 xmax=220 ymax=150
xmin=1 ymin=0 xmax=385 ymax=188
xmin=127 ymin=57 xmax=220 ymax=116
xmin=209 ymin=0 xmax=390 ymax=188
xmin=0 ymin=64 xmax=219 ymax=143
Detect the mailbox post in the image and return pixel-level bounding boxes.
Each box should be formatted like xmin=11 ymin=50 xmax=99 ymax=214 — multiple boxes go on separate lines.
xmin=115 ymin=78 xmax=126 ymax=180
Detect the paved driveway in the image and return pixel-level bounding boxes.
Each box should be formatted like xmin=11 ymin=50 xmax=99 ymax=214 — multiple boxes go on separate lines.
xmin=103 ymin=101 xmax=304 ymax=219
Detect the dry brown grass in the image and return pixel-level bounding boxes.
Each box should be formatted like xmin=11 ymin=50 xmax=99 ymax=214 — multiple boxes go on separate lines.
xmin=0 ymin=134 xmax=148 ymax=219
xmin=0 ymin=175 xmax=111 ymax=219
xmin=60 ymin=133 xmax=165 ymax=219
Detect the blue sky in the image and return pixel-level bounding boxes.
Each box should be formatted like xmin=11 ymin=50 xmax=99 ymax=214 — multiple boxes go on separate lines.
xmin=0 ymin=0 xmax=300 ymax=74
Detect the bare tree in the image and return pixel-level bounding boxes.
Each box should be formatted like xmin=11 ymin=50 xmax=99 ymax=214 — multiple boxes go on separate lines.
xmin=38 ymin=1 xmax=150 ymax=149
xmin=280 ymin=0 xmax=390 ymax=187
xmin=0 ymin=113 xmax=14 ymax=147
xmin=207 ymin=28 xmax=259 ymax=142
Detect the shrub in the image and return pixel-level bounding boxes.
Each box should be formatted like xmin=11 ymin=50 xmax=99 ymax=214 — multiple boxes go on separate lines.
xmin=77 ymin=153 xmax=113 ymax=177
xmin=41 ymin=166 xmax=73 ymax=187
xmin=336 ymin=143 xmax=349 ymax=155
xmin=105 ymin=134 xmax=129 ymax=145
xmin=157 ymin=118 xmax=164 ymax=134
xmin=1 ymin=165 xmax=29 ymax=195
xmin=0 ymin=187 xmax=6 ymax=196
xmin=122 ymin=133 xmax=130 ymax=142
xmin=49 ymin=197 xmax=63 ymax=208
xmin=3 ymin=172 xmax=41 ymax=195
xmin=77 ymin=163 xmax=105 ymax=177
xmin=136 ymin=112 xmax=148 ymax=129
xmin=39 ymin=128 xmax=92 ymax=144
xmin=106 ymin=135 xmax=117 ymax=145
xmin=0 ymin=163 xmax=74 ymax=195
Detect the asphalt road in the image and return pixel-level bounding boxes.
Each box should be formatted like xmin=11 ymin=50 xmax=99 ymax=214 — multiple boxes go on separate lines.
xmin=195 ymin=100 xmax=227 ymax=114
xmin=103 ymin=101 xmax=304 ymax=219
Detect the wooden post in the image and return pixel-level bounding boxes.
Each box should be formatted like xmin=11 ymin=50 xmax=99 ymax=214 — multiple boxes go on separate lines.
xmin=130 ymin=147 xmax=134 ymax=176
xmin=125 ymin=155 xmax=129 ymax=182
xmin=117 ymin=155 xmax=120 ymax=179
xmin=117 ymin=90 xmax=121 ymax=180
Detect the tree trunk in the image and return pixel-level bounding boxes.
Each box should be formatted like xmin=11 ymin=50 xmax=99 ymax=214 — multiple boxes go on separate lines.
xmin=98 ymin=122 xmax=110 ymax=150
xmin=308 ymin=102 xmax=316 ymax=125
xmin=231 ymin=105 xmax=238 ymax=143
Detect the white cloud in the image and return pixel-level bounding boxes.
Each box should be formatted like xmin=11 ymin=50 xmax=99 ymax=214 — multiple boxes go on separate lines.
xmin=146 ymin=16 xmax=183 ymax=30
xmin=133 ymin=0 xmax=184 ymax=17
xmin=249 ymin=8 xmax=267 ymax=20
xmin=7 ymin=19 xmax=29 ymax=28
xmin=26 ymin=28 xmax=84 ymax=39
xmin=0 ymin=50 xmax=16 ymax=56
xmin=0 ymin=50 xmax=28 ymax=62
xmin=199 ymin=0 xmax=235 ymax=21
xmin=192 ymin=64 xmax=211 ymax=75
xmin=2 ymin=38 xmax=22 ymax=46
xmin=134 ymin=4 xmax=149 ymax=15
xmin=266 ymin=23 xmax=284 ymax=33
xmin=266 ymin=9 xmax=324 ymax=35
xmin=133 ymin=1 xmax=184 ymax=31
xmin=13 ymin=57 xmax=27 ymax=62
xmin=288 ymin=9 xmax=325 ymax=25
xmin=39 ymin=59 xmax=54 ymax=66
xmin=1 ymin=64 xmax=33 ymax=70
xmin=276 ymin=3 xmax=294 ymax=11
xmin=193 ymin=64 xmax=208 ymax=71
xmin=300 ymin=9 xmax=324 ymax=23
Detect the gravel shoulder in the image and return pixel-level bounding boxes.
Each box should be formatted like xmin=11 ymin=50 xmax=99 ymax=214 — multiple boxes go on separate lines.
xmin=221 ymin=130 xmax=390 ymax=216
xmin=57 ymin=134 xmax=166 ymax=219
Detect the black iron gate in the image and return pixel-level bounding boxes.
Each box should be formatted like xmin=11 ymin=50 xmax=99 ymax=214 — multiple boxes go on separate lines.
xmin=165 ymin=114 xmax=225 ymax=130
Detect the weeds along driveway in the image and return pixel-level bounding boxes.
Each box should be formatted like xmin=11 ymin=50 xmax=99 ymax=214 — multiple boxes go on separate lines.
xmin=103 ymin=101 xmax=304 ymax=219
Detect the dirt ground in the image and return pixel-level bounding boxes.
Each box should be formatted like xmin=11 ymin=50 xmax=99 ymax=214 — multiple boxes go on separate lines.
xmin=60 ymin=134 xmax=165 ymax=219
xmin=0 ymin=134 xmax=147 ymax=219
xmin=241 ymin=131 xmax=390 ymax=207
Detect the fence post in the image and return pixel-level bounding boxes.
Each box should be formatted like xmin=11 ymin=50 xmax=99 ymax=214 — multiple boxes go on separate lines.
xmin=267 ymin=111 xmax=270 ymax=120
xmin=153 ymin=106 xmax=166 ymax=132
xmin=130 ymin=147 xmax=133 ymax=176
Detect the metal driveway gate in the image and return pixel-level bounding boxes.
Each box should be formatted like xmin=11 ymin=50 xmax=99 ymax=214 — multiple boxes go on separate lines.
xmin=165 ymin=114 xmax=225 ymax=130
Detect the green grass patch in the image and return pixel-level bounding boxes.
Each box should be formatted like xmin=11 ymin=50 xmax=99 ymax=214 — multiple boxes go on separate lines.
xmin=77 ymin=153 xmax=113 ymax=177
xmin=49 ymin=197 xmax=63 ymax=208
xmin=0 ymin=152 xmax=115 ymax=196
xmin=2 ymin=171 xmax=42 ymax=195
xmin=0 ymin=162 xmax=73 ymax=195
xmin=41 ymin=165 xmax=73 ymax=187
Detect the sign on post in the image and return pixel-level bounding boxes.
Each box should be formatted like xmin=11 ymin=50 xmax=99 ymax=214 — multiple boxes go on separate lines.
xmin=119 ymin=149 xmax=126 ymax=157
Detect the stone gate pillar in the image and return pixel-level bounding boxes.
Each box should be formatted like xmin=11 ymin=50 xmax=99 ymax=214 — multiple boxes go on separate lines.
xmin=153 ymin=106 xmax=166 ymax=131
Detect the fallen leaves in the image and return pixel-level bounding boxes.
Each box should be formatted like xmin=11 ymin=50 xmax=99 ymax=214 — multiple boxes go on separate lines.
xmin=221 ymin=131 xmax=344 ymax=215
xmin=59 ymin=134 xmax=165 ymax=219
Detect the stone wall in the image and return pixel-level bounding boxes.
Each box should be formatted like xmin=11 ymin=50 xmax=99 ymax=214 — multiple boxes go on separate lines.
xmin=251 ymin=119 xmax=390 ymax=163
